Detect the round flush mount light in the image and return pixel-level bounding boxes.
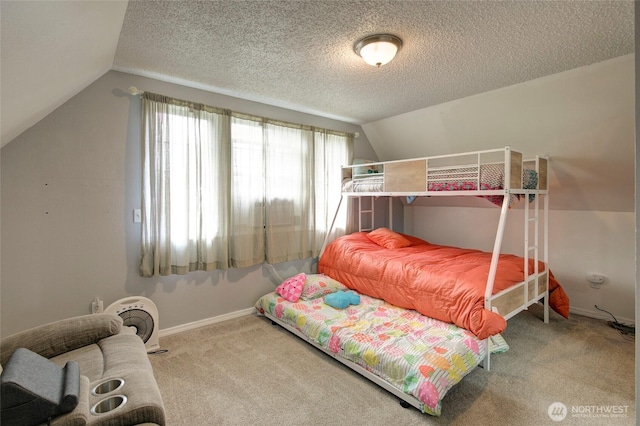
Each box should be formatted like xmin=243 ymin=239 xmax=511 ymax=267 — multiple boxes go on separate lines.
xmin=354 ymin=34 xmax=403 ymax=67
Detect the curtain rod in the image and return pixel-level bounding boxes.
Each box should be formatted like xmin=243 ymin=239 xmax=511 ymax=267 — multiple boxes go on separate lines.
xmin=126 ymin=85 xmax=358 ymax=138
xmin=128 ymin=86 xmax=144 ymax=96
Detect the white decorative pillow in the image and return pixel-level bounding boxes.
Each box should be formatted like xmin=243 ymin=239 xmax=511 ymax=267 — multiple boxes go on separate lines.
xmin=353 ymin=159 xmax=382 ymax=175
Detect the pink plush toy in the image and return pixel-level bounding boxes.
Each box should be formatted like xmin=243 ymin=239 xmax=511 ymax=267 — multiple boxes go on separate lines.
xmin=275 ymin=273 xmax=306 ymax=302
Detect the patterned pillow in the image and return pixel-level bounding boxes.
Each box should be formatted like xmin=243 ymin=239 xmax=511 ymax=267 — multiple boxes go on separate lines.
xmin=275 ymin=273 xmax=306 ymax=302
xmin=300 ymin=274 xmax=347 ymax=300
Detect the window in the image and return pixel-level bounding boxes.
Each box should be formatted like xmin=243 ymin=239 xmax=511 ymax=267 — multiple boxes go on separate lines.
xmin=140 ymin=92 xmax=353 ymax=277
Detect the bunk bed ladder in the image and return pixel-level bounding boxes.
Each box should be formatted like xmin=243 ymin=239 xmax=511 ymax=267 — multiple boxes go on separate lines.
xmin=358 ymin=196 xmax=375 ymax=232
xmin=523 ymin=157 xmax=550 ymax=324
xmin=524 ymin=189 xmax=537 ymax=316
xmin=525 ymin=188 xmax=538 ymax=315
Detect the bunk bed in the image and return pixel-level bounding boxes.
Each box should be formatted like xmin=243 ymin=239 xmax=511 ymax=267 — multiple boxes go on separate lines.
xmin=326 ymin=146 xmax=568 ymax=329
xmin=256 ymin=146 xmax=569 ymax=416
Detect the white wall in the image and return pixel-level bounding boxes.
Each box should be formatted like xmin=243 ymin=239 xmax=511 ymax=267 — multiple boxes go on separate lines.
xmin=0 ymin=70 xmax=374 ymax=336
xmin=364 ymin=55 xmax=635 ymax=322
xmin=363 ymin=55 xmax=634 ymax=213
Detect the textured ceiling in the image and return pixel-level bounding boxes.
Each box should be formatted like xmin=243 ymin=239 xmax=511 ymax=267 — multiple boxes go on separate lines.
xmin=1 ymin=1 xmax=634 ymax=147
xmin=113 ymin=0 xmax=634 ymax=125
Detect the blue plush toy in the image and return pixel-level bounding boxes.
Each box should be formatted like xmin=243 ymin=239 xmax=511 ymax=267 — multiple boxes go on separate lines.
xmin=324 ymin=291 xmax=360 ymax=309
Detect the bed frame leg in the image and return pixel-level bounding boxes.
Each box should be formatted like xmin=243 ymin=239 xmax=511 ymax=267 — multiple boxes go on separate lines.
xmin=478 ymin=338 xmax=491 ymax=371
xmin=399 ymin=400 xmax=411 ymax=409
xmin=482 ymin=349 xmax=491 ymax=371
xmin=544 ymin=295 xmax=550 ymax=324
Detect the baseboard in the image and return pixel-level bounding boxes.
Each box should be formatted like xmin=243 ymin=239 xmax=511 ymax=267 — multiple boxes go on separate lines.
xmin=157 ymin=306 xmax=635 ymax=338
xmin=158 ymin=307 xmax=256 ymax=338
xmin=569 ymin=307 xmax=635 ymax=326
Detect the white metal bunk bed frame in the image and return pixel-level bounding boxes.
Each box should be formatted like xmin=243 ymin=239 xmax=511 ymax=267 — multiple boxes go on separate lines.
xmin=321 ymin=146 xmax=550 ymax=370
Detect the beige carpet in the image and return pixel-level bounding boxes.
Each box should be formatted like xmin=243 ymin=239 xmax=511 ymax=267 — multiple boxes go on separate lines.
xmin=149 ymin=304 xmax=635 ymax=425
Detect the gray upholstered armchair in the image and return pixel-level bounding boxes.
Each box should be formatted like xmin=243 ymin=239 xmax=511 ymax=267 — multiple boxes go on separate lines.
xmin=0 ymin=314 xmax=165 ymax=425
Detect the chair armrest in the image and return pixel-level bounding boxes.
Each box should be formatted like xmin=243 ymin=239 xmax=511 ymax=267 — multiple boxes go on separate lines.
xmin=0 ymin=314 xmax=122 ymax=365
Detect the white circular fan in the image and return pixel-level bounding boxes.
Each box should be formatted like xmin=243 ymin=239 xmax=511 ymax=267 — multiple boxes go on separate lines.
xmin=104 ymin=297 xmax=160 ymax=352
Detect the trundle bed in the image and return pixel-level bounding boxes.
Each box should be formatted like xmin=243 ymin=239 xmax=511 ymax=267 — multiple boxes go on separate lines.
xmin=255 ymin=280 xmax=488 ymax=416
xmin=256 ymin=146 xmax=569 ymax=416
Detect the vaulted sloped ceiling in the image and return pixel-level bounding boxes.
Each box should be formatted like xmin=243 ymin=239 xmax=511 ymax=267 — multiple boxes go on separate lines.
xmin=1 ymin=1 xmax=633 ymax=147
xmin=0 ymin=1 xmax=128 ymax=146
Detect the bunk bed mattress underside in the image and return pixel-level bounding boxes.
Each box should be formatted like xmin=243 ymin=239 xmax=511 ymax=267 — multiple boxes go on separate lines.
xmin=255 ymin=291 xmax=487 ymax=416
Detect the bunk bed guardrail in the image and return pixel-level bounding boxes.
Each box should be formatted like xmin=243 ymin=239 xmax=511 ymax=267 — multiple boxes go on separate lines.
xmin=341 ymin=146 xmax=548 ymax=197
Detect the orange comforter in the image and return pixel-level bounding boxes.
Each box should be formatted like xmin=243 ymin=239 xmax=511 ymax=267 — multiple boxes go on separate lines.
xmin=318 ymin=232 xmax=568 ymax=340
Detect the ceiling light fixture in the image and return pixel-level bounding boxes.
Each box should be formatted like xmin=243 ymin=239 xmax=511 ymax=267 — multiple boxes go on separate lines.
xmin=354 ymin=34 xmax=403 ymax=67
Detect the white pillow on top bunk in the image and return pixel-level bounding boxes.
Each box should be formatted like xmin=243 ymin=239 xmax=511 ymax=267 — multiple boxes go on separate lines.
xmin=352 ymin=159 xmax=382 ymax=175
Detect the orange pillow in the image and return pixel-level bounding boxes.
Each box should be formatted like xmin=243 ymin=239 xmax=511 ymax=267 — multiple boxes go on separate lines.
xmin=366 ymin=227 xmax=412 ymax=249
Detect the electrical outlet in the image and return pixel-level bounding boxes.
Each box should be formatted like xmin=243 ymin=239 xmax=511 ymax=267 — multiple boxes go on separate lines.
xmin=91 ymin=297 xmax=104 ymax=314
xmin=587 ymin=274 xmax=605 ymax=284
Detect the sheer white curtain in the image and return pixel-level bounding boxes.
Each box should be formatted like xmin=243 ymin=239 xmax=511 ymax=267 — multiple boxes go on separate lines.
xmin=140 ymin=92 xmax=353 ymax=277
xmin=229 ymin=116 xmax=265 ymax=267
xmin=229 ymin=118 xmax=354 ymax=266
xmin=140 ymin=93 xmax=231 ymax=277
xmin=313 ymin=129 xmax=354 ymax=244
xmin=263 ymin=122 xmax=314 ymax=264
